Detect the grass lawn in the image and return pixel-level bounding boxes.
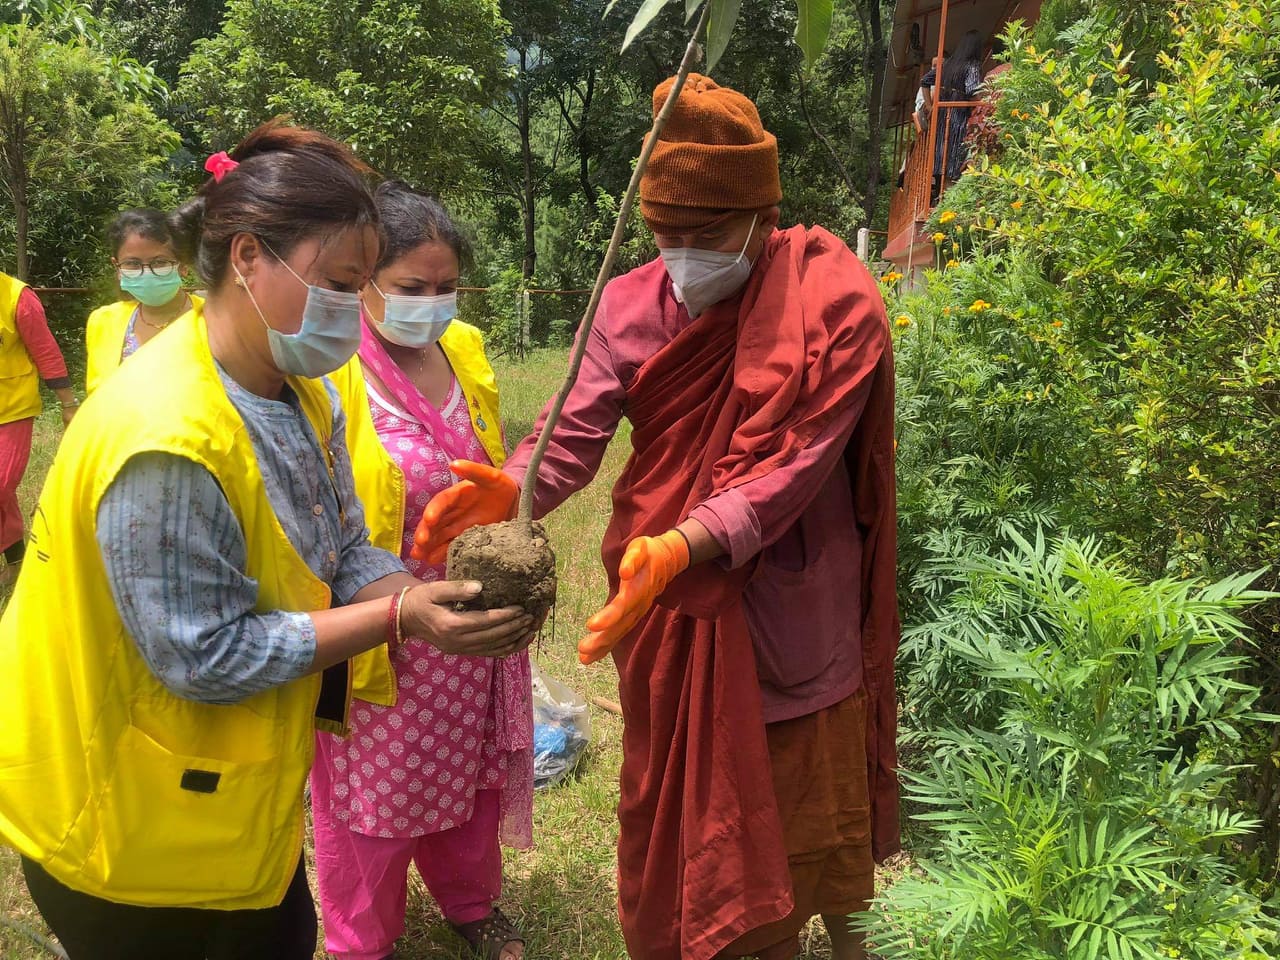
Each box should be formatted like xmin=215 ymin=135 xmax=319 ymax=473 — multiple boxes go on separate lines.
xmin=0 ymin=347 xmax=845 ymax=959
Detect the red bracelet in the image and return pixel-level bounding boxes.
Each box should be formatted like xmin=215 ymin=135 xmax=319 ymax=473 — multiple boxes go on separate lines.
xmin=385 ymin=590 xmax=403 ymax=658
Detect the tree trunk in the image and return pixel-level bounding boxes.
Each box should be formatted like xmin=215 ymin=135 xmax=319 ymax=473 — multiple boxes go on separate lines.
xmin=0 ymin=95 xmax=30 ymax=281
xmin=578 ymin=70 xmax=596 ymax=213
xmin=518 ymin=47 xmax=537 ymax=281
xmin=14 ymin=176 xmax=28 ymax=282
xmin=862 ymin=0 xmax=887 ymax=229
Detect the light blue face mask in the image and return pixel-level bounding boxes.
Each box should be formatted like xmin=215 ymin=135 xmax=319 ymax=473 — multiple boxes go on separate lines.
xmin=120 ymin=270 xmax=184 ymax=308
xmin=235 ymin=246 xmax=363 ymax=378
xmin=370 ymin=282 xmax=456 ymax=349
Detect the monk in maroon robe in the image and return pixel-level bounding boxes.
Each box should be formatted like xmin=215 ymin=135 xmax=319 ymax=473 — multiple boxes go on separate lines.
xmin=416 ymin=74 xmax=900 ymax=960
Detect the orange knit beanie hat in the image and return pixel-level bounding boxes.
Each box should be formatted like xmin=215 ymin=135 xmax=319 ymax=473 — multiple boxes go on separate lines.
xmin=639 ymin=74 xmax=782 ymax=233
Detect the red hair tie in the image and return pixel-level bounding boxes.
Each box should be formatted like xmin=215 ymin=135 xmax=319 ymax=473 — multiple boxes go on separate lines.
xmin=204 ymin=151 xmax=239 ymax=183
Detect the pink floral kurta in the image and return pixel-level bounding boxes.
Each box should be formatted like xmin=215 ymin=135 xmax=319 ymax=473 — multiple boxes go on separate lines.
xmin=327 ymin=375 xmax=533 ymax=846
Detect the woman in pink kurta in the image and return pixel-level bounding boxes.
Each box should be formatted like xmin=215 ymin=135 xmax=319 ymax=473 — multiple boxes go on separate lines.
xmin=311 ymin=183 xmax=532 ymax=960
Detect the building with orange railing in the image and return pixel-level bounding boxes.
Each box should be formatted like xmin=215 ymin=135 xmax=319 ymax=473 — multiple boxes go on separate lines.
xmin=882 ymin=0 xmax=1043 ymax=278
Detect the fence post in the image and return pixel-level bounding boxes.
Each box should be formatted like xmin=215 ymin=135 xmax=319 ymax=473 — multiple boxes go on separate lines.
xmin=857 ymin=227 xmax=870 ymax=262
xmin=520 ymin=287 xmax=531 ymax=359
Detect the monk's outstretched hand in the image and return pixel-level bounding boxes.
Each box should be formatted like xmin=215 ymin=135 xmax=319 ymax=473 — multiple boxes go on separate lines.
xmin=580 ymin=530 xmax=691 ymax=665
xmin=410 ymin=461 xmax=519 ymax=565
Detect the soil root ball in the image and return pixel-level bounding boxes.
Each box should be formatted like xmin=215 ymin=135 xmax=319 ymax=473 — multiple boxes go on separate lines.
xmin=445 ymin=520 xmax=557 ymax=618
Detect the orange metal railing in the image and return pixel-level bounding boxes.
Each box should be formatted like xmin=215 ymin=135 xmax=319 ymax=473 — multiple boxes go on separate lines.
xmin=886 ymin=98 xmax=983 ymax=255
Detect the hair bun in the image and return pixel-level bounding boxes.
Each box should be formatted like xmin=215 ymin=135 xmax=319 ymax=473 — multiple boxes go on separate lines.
xmin=229 ymin=116 xmax=371 ymax=175
xmin=168 ymin=196 xmax=206 ymax=268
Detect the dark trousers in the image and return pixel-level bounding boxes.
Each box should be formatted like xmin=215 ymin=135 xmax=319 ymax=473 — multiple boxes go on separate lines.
xmin=21 ymin=856 xmax=316 ymax=960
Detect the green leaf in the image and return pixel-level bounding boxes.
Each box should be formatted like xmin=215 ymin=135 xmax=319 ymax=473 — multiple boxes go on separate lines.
xmin=622 ymin=0 xmax=674 ymax=51
xmin=703 ymin=0 xmax=741 ymax=72
xmin=685 ymin=0 xmax=703 ymax=22
xmin=793 ymin=0 xmax=831 ymax=68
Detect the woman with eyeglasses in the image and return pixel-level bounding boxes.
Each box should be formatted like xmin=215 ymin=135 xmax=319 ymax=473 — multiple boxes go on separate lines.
xmin=84 ymin=208 xmax=204 ymax=395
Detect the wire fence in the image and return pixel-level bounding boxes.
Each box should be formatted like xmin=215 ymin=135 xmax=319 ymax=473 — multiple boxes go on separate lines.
xmin=31 ymin=284 xmax=597 ymax=362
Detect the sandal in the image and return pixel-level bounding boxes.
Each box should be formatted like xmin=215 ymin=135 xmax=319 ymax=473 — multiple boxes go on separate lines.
xmin=451 ymin=906 xmax=525 ymax=960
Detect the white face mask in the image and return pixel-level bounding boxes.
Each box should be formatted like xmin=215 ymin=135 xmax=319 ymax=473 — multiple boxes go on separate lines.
xmin=370 ymin=282 xmax=456 ymax=349
xmin=659 ymin=214 xmax=758 ymax=319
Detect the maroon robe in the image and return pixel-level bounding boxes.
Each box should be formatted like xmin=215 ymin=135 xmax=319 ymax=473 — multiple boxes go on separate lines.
xmin=602 ymin=225 xmax=901 ymax=960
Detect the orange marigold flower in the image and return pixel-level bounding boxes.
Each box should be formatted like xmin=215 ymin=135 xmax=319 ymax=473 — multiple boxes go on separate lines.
xmin=1011 ymin=200 xmax=1024 ymax=210
xmin=894 ymin=315 xmax=912 ymax=329
xmin=946 ymin=259 xmax=960 ymax=269
xmin=932 ymin=232 xmax=946 ymax=243
xmin=1051 ymin=320 xmax=1064 ymax=328
xmin=943 ymin=306 xmax=953 ymax=315
xmin=939 ymin=211 xmax=956 ymax=224
xmin=969 ymin=299 xmax=991 ymax=313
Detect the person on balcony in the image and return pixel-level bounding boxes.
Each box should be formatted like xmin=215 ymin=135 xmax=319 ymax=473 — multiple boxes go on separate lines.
xmin=918 ymin=29 xmax=985 ymax=187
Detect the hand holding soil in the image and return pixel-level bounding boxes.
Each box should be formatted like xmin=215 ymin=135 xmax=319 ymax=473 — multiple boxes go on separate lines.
xmin=399 ymin=579 xmax=537 ymax=658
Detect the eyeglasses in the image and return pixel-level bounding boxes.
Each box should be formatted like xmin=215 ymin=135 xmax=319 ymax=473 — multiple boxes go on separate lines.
xmin=116 ymin=259 xmax=179 ymax=279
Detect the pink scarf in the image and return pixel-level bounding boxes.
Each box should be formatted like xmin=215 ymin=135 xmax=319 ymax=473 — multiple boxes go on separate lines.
xmin=357 ymin=316 xmax=471 ymax=462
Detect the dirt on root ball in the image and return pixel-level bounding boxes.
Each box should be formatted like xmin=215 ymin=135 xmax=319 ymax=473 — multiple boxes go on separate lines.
xmin=446 ymin=519 xmax=557 ymax=619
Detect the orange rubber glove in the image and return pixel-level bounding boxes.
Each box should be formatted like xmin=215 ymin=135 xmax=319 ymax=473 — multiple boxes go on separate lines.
xmin=579 ymin=529 xmax=691 ymax=665
xmin=410 ymin=461 xmax=519 ymax=564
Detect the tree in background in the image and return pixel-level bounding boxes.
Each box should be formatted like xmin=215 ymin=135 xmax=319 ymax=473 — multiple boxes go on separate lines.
xmin=0 ymin=11 xmax=177 ymax=283
xmin=474 ymin=0 xmax=890 ymax=298
xmin=92 ymin=0 xmax=226 ymax=88
xmin=88 ymin=0 xmax=226 ymax=159
xmin=176 ymin=0 xmax=509 ymax=195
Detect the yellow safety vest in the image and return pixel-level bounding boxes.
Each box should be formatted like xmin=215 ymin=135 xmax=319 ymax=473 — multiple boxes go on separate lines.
xmin=0 ymin=272 xmax=42 ymax=424
xmin=0 ymin=309 xmax=349 ymax=910
xmin=330 ymin=320 xmax=506 ymax=706
xmin=84 ymin=295 xmax=206 ymax=395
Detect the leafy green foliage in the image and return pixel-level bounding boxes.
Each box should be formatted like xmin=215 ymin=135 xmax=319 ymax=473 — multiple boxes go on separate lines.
xmin=888 ymin=0 xmax=1280 ymax=918
xmin=93 ymin=0 xmax=226 ymax=89
xmin=175 ymin=0 xmax=508 ymax=193
xmin=612 ymin=0 xmax=832 ymax=70
xmin=863 ymin=534 xmax=1278 ymax=960
xmin=0 ymin=15 xmax=178 ymax=283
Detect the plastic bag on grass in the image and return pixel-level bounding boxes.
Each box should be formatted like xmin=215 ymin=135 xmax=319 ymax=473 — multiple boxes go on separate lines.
xmin=531 ymin=661 xmax=591 ymax=789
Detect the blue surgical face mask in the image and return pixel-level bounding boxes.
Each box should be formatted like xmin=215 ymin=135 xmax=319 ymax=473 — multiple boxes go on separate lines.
xmin=370 ymin=282 xmax=456 ymax=349
xmin=120 ymin=270 xmax=184 ymax=307
xmin=234 ymin=245 xmax=362 ymax=378
xmin=659 ymin=214 xmax=758 ymax=319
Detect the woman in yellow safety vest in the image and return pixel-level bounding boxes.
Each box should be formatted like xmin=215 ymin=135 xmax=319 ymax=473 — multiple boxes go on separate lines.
xmin=317 ymin=183 xmax=531 ymax=960
xmin=0 ymin=120 xmax=537 ymax=959
xmin=0 ymin=274 xmax=77 ymax=587
xmin=84 ymin=207 xmax=204 ymax=396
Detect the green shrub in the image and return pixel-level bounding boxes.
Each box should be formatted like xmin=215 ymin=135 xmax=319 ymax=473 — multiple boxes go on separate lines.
xmin=864 ymin=533 xmax=1278 ymax=960
xmin=945 ymin=0 xmax=1280 ymax=589
xmin=889 ymin=0 xmax=1280 ymax=882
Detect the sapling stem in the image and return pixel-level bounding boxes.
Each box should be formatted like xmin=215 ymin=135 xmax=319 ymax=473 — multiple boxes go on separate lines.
xmin=515 ymin=4 xmax=710 ymax=523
